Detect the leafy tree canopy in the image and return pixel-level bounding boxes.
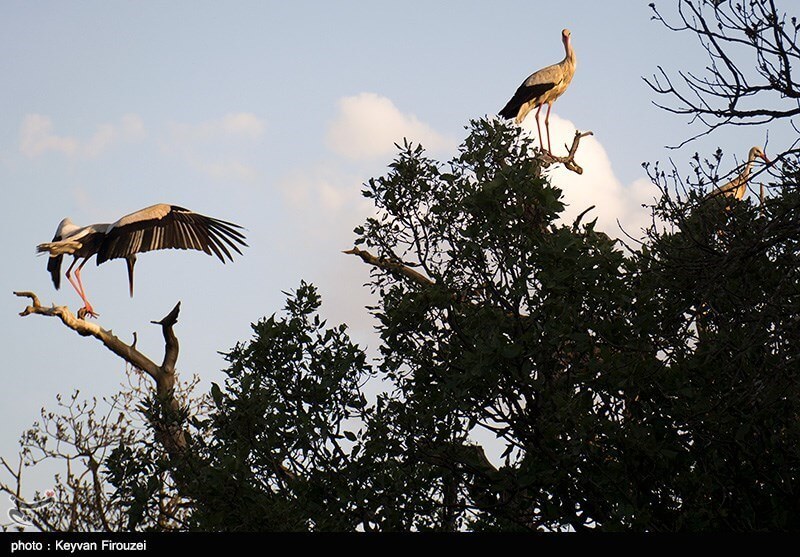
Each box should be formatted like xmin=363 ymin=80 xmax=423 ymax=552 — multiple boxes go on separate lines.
xmin=5 ymin=0 xmax=800 ymax=533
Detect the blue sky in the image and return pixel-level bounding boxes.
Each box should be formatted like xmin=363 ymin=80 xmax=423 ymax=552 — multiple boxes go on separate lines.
xmin=0 ymin=1 xmax=786 ymax=499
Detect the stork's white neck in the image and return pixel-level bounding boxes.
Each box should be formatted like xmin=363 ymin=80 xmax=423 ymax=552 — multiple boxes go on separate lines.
xmin=57 ymin=218 xmax=81 ymax=237
xmin=562 ymin=36 xmax=576 ymax=68
xmin=742 ymin=149 xmax=763 ymax=181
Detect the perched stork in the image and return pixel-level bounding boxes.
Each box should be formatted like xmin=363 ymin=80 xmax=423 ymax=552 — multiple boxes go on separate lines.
xmin=499 ymin=28 xmax=577 ymax=154
xmin=708 ymin=146 xmax=770 ymax=201
xmin=37 ymin=204 xmax=247 ymax=317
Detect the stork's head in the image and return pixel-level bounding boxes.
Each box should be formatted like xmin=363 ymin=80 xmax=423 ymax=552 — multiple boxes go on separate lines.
xmin=562 ymin=29 xmax=571 ymax=45
xmin=749 ymin=146 xmax=770 ymax=164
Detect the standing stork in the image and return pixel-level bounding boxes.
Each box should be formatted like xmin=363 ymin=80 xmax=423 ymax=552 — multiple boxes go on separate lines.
xmin=499 ymin=28 xmax=576 ymax=154
xmin=37 ymin=204 xmax=247 ymax=317
xmin=708 ymin=146 xmax=770 ymax=201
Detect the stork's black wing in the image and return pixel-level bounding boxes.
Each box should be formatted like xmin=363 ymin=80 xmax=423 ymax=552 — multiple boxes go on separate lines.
xmin=499 ymin=81 xmax=555 ymax=120
xmin=96 ymin=204 xmax=247 ymax=265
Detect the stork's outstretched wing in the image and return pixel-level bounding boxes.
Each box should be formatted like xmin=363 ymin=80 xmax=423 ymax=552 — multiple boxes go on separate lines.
xmin=96 ymin=204 xmax=247 ymax=265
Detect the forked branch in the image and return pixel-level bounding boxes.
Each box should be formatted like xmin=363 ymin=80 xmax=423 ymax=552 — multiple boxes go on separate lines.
xmin=540 ymin=130 xmax=594 ymax=174
xmin=13 ymin=291 xmax=187 ymax=454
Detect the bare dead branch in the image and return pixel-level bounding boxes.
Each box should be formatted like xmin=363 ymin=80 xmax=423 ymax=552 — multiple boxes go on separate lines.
xmin=153 ymin=302 xmax=180 ymax=382
xmin=14 ymin=291 xmax=161 ymax=382
xmin=647 ymin=0 xmax=800 ymax=154
xmin=539 ymin=130 xmax=594 ymax=174
xmin=1 ymin=367 xmax=208 ymax=531
xmin=13 ymin=291 xmax=187 ymax=455
xmin=343 ymin=247 xmax=434 ymax=288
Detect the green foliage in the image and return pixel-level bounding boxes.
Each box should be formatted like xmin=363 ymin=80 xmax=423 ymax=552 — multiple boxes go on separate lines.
xmin=184 ymin=281 xmax=374 ymax=531
xmin=629 ymin=174 xmax=800 ymax=530
xmin=355 ymin=120 xmax=646 ymax=531
xmin=10 ymin=0 xmax=799 ymax=532
xmin=106 ymin=119 xmax=800 ymax=531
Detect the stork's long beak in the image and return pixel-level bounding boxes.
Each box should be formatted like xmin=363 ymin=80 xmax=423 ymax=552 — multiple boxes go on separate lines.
xmin=761 ymin=153 xmax=771 ymax=164
xmin=126 ymin=255 xmax=136 ymax=298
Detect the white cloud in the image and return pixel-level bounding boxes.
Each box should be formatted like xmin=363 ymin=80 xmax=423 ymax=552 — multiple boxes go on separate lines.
xmin=525 ymin=114 xmax=658 ymax=240
xmin=276 ymin=165 xmax=370 ymax=218
xmin=159 ymin=112 xmax=265 ymax=182
xmin=270 ymin=163 xmax=378 ymax=344
xmin=273 ymin=93 xmax=454 ymax=250
xmin=19 ymin=113 xmax=145 ymax=159
xmin=165 ymin=112 xmax=265 ymax=144
xmin=219 ymin=112 xmax=265 ymax=139
xmin=327 ymin=92 xmax=456 ymax=159
xmin=201 ymin=160 xmax=259 ymax=182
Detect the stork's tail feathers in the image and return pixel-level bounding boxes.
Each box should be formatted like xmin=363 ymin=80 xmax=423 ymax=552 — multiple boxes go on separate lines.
xmin=37 ymin=240 xmax=82 ymax=256
xmin=38 ymin=240 xmax=78 ymax=290
xmin=498 ymin=104 xmax=519 ymax=121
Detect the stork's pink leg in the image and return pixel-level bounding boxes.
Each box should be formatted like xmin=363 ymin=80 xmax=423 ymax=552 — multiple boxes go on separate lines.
xmin=74 ymin=258 xmax=98 ymax=317
xmin=65 ymin=258 xmax=82 ymax=301
xmin=544 ymin=103 xmax=553 ymax=155
xmin=535 ymin=104 xmax=545 ymax=152
xmin=65 ymin=258 xmax=96 ymax=317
